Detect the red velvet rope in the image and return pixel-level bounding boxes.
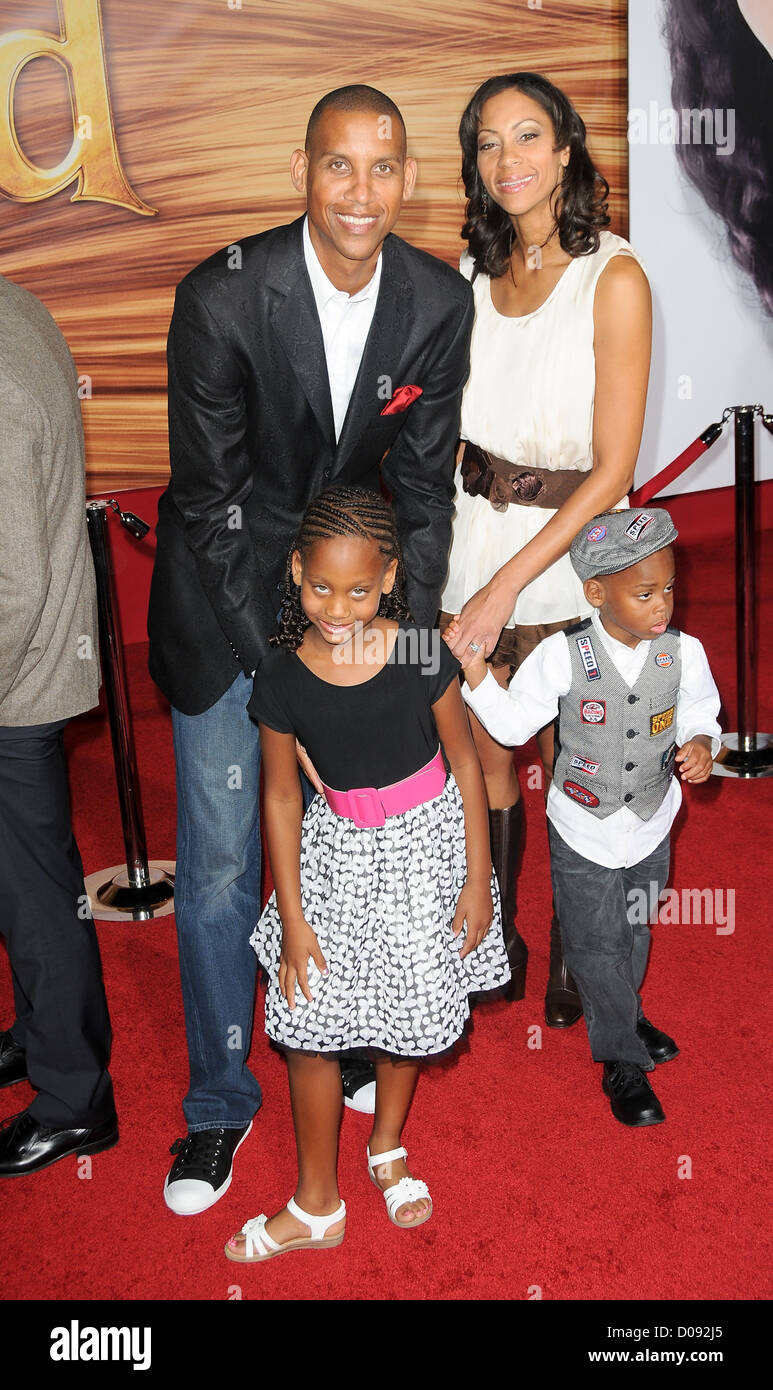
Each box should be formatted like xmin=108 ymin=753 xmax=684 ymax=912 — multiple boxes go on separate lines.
xmin=630 ymin=419 xmax=726 ymax=507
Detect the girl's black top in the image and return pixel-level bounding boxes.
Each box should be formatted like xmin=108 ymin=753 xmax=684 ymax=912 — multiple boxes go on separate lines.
xmin=248 ymin=622 xmax=460 ymax=791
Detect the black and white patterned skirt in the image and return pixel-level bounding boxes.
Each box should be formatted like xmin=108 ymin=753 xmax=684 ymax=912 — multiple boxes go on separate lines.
xmin=250 ymin=775 xmax=511 ymax=1058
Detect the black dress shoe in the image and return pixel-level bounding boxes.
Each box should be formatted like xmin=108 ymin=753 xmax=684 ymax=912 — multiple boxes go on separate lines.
xmin=0 ymin=1031 xmax=28 ymax=1089
xmin=637 ymin=1017 xmax=679 ymax=1064
xmin=602 ymin=1061 xmax=665 ymax=1127
xmin=0 ymin=1108 xmax=118 ymax=1176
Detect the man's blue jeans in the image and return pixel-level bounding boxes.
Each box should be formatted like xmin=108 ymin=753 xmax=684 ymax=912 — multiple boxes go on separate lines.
xmin=171 ymin=673 xmax=264 ymax=1133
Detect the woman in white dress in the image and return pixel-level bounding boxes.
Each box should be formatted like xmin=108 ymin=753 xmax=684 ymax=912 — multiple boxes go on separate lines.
xmin=441 ymin=73 xmax=652 ymax=1025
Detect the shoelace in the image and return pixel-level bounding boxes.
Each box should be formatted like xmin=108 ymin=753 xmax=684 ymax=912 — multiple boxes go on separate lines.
xmin=609 ymin=1061 xmax=648 ymax=1090
xmin=168 ymin=1128 xmax=226 ymax=1176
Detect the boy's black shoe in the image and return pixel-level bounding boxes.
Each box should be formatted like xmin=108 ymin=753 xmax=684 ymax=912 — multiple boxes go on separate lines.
xmin=164 ymin=1122 xmax=253 ymax=1215
xmin=637 ymin=1017 xmax=679 ymax=1064
xmin=0 ymin=1031 xmax=28 ymax=1089
xmin=602 ymin=1061 xmax=666 ymax=1126
xmin=0 ymin=1108 xmax=118 ymax=1175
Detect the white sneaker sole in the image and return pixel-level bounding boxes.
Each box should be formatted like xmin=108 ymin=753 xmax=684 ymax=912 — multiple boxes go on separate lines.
xmin=342 ymin=1082 xmax=376 ymax=1115
xmin=164 ymin=1120 xmax=253 ymax=1216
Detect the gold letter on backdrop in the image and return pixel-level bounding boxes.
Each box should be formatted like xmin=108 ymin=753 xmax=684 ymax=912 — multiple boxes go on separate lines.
xmin=0 ymin=0 xmax=156 ymax=215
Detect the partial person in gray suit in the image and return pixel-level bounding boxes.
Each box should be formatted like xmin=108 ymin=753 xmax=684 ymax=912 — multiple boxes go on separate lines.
xmin=0 ymin=274 xmax=117 ymax=1176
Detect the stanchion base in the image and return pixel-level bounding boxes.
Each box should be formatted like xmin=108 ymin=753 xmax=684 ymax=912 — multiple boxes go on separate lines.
xmin=713 ymin=734 xmax=773 ymax=779
xmin=84 ymin=861 xmax=176 ymax=921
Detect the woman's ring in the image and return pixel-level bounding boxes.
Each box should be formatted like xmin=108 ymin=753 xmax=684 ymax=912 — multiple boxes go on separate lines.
xmin=469 ymin=641 xmax=481 ymax=653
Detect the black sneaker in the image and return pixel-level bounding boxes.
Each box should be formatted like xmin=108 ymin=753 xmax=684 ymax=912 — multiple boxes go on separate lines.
xmin=602 ymin=1061 xmax=665 ymax=1127
xmin=163 ymin=1122 xmax=252 ymax=1215
xmin=340 ymin=1058 xmax=375 ymax=1114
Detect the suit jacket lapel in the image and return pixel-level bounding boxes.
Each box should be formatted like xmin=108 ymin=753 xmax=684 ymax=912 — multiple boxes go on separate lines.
xmin=332 ymin=235 xmax=414 ymax=475
xmin=264 ymin=218 xmax=336 ymax=446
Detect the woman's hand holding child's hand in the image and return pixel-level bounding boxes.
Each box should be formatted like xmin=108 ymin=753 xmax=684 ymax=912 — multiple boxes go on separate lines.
xmin=452 ymin=880 xmax=494 ymax=959
xmin=675 ymin=736 xmax=713 ymax=783
xmin=442 ymin=618 xmax=489 ymax=689
xmin=279 ymin=917 xmax=328 ymax=1010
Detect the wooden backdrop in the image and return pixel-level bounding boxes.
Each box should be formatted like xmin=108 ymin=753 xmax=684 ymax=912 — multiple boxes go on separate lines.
xmin=0 ymin=0 xmax=628 ymax=491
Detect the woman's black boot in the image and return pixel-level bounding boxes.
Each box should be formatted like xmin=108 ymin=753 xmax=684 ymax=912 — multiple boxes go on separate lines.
xmin=489 ymin=803 xmax=528 ymax=1001
xmin=544 ymin=910 xmax=583 ymax=1027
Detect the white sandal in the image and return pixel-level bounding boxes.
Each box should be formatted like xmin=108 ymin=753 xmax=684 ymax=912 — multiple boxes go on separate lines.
xmin=367 ymin=1145 xmax=433 ymax=1229
xmin=224 ymin=1196 xmax=346 ymax=1262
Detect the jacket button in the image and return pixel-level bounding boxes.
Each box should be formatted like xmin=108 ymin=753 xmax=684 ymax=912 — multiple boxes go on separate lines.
xmin=625 ymin=762 xmax=635 ymax=771
xmin=627 ymin=694 xmax=637 ymax=704
xmin=323 ymin=468 xmax=331 ymax=480
xmin=626 ymin=729 xmax=637 ymax=739
xmin=624 ymin=793 xmax=633 ymax=803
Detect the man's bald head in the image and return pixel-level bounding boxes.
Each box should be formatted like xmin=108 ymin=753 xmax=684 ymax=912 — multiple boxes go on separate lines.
xmin=305 ymin=85 xmax=407 ymax=155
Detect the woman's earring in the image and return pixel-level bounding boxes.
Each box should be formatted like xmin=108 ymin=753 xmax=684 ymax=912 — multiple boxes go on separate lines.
xmin=481 ymin=189 xmax=489 ymax=216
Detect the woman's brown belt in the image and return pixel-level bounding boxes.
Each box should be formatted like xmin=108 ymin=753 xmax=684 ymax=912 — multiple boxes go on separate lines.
xmin=460 ymin=441 xmax=587 ymax=512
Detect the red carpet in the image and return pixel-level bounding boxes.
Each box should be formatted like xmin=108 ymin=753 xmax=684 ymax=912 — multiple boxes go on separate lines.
xmin=1 ymin=536 xmax=771 ymax=1302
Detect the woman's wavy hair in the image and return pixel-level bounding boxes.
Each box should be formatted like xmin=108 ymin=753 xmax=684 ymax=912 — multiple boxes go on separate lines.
xmin=270 ymin=486 xmax=412 ymax=653
xmin=460 ymin=72 xmax=610 ymax=279
xmin=664 ymin=0 xmax=773 ymax=318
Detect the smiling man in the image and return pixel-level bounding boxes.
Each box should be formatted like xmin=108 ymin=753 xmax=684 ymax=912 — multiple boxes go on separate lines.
xmin=147 ymin=85 xmax=473 ymax=1216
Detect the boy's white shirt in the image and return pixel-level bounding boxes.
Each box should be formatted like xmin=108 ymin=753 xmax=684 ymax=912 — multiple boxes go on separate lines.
xmin=461 ymin=607 xmax=722 ymax=869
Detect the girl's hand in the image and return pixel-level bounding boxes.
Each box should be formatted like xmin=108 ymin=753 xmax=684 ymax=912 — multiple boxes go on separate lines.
xmin=675 ymin=736 xmax=713 ymax=783
xmin=443 ymin=578 xmax=515 ymax=665
xmin=295 ymin=740 xmax=324 ymax=795
xmin=452 ymin=880 xmax=494 ymax=959
xmin=443 ymin=619 xmax=489 ymax=685
xmin=278 ymin=918 xmax=328 ymax=1010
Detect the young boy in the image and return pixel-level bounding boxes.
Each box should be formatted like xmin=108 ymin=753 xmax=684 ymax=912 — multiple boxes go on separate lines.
xmin=444 ymin=508 xmax=721 ymax=1126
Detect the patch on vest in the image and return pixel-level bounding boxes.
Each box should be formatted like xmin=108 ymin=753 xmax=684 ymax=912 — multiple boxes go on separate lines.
xmin=563 ymin=780 xmax=600 ymax=808
xmin=580 ymin=699 xmax=606 ymax=724
xmin=655 ymin=651 xmax=674 ymax=668
xmin=576 ymin=634 xmax=600 ymax=681
xmin=586 ymin=524 xmax=607 ymax=542
xmin=661 ymin=741 xmax=677 ymax=771
xmin=650 ymin=706 xmax=675 ymax=736
xmin=570 ymin=754 xmax=600 ymax=776
xmin=625 ymin=512 xmax=654 ymax=541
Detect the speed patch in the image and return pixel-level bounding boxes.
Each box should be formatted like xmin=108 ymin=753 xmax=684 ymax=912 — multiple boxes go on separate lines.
xmin=655 ymin=651 xmax=674 ymax=668
xmin=650 ymin=706 xmax=675 ymax=736
xmin=563 ymin=780 xmax=600 ymax=809
xmin=570 ymin=755 xmax=600 ymax=777
xmin=661 ymin=741 xmax=677 ymax=771
xmin=581 ymin=699 xmax=606 ymax=724
xmin=576 ymin=634 xmax=600 ymax=681
xmin=625 ymin=512 xmax=654 ymax=541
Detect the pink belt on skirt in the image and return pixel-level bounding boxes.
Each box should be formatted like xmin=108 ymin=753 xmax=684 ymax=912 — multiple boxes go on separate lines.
xmin=321 ymin=747 xmax=447 ymax=829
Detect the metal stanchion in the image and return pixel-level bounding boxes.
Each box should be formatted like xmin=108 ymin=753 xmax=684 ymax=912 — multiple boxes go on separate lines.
xmin=84 ymin=499 xmax=176 ymax=918
xmin=713 ymin=405 xmax=773 ymax=779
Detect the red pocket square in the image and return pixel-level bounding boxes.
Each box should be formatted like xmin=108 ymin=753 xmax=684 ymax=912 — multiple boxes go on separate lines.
xmin=380 ymin=384 xmax=423 ymax=415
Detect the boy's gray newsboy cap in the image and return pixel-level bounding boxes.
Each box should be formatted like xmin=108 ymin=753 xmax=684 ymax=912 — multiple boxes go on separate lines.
xmin=570 ymin=508 xmax=678 ymax=582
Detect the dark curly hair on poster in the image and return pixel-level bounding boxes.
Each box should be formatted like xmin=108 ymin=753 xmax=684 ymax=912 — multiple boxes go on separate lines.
xmin=664 ymin=0 xmax=773 ymax=317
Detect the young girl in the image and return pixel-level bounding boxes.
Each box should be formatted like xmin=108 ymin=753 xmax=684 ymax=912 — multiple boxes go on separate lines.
xmin=225 ymin=486 xmax=510 ymax=1262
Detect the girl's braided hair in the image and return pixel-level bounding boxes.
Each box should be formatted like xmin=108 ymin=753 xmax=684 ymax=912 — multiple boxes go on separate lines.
xmin=270 ymin=486 xmax=413 ymax=652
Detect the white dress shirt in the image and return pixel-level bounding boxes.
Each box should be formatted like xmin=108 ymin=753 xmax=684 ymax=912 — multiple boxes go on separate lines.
xmin=462 ymin=607 xmax=722 ymax=869
xmin=302 ymin=216 xmax=382 ymax=441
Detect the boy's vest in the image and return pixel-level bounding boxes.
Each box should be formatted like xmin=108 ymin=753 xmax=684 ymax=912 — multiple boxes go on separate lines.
xmin=553 ymin=619 xmax=682 ymax=822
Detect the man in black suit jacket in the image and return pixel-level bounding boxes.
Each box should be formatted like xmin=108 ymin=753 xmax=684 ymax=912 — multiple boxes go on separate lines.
xmin=148 ymin=86 xmax=473 ymax=1215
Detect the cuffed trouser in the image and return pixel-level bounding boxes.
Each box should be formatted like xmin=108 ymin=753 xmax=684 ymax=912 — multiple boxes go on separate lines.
xmin=549 ymin=822 xmax=671 ymax=1072
xmin=0 ymin=720 xmax=115 ymax=1127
